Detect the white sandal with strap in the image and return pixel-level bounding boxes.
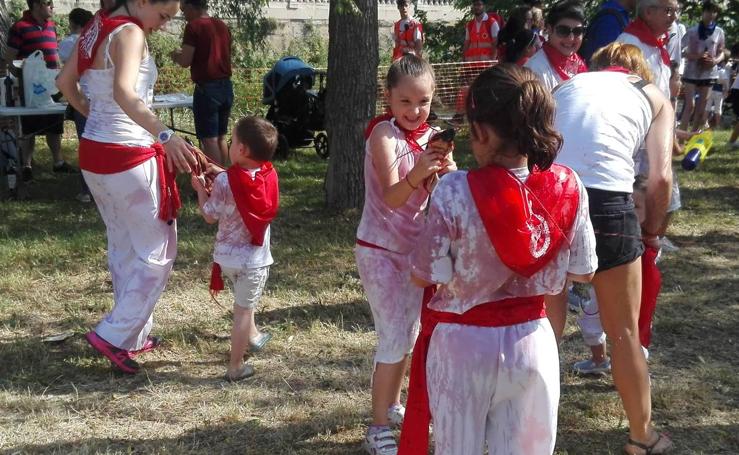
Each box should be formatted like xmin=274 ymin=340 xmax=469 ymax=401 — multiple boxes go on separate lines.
xmin=363 ymin=427 xmax=398 ymax=455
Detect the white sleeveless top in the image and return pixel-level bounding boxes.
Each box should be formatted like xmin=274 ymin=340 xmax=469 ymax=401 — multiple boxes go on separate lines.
xmin=554 ymin=71 xmax=652 ymax=193
xmin=356 ymin=119 xmax=435 ymax=254
xmin=81 ymin=23 xmax=157 ymax=146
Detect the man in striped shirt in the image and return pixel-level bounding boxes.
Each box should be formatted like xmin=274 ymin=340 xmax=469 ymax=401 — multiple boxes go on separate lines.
xmin=3 ymin=0 xmax=76 ymax=182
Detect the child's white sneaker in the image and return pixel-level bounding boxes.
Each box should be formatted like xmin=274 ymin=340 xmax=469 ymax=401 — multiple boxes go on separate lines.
xmin=659 ymin=236 xmax=680 ymax=252
xmin=363 ymin=426 xmax=397 ymax=455
xmin=572 ymin=358 xmax=611 ymax=376
xmin=386 ymin=403 xmax=405 ymax=426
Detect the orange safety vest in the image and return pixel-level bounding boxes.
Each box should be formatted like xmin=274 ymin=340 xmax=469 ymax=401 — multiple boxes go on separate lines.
xmin=393 ymin=19 xmax=423 ymax=61
xmin=464 ymin=16 xmax=497 ymax=61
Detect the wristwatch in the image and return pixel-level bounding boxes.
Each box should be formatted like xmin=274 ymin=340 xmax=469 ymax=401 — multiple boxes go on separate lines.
xmin=157 ymin=129 xmax=175 ymax=144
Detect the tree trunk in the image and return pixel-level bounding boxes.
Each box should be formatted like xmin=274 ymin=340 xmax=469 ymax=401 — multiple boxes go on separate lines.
xmin=0 ymin=0 xmax=11 ymax=66
xmin=324 ymin=0 xmax=378 ymax=210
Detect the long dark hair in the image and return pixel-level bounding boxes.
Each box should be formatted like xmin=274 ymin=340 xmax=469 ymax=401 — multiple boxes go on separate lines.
xmin=466 ymin=64 xmax=562 ymax=170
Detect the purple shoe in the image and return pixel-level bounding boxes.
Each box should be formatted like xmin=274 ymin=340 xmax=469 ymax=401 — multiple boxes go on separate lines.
xmin=129 ymin=336 xmax=162 ymax=358
xmin=85 ymin=331 xmax=140 ymax=374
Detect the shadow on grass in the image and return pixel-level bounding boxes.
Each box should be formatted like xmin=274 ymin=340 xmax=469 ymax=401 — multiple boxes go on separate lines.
xmin=2 ymin=414 xmax=365 ymax=455
xmin=679 ymin=185 xmax=739 ymax=213
xmin=556 ymin=423 xmax=739 ymax=454
xmin=260 ymin=299 xmax=372 ymax=333
xmin=654 ymin=231 xmax=739 ymax=368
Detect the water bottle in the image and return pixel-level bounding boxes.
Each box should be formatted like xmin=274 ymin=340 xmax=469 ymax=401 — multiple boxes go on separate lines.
xmin=6 ymin=161 xmax=17 ymax=197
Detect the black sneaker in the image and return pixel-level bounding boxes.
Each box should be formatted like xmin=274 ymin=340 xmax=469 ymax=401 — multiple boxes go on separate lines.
xmin=53 ymin=161 xmax=79 ymax=174
xmin=22 ymin=166 xmax=33 ymax=182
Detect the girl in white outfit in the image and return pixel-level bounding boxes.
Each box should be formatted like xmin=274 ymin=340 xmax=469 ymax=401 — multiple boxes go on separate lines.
xmin=56 ymin=0 xmax=196 ymax=374
xmin=356 ymin=55 xmax=455 ymax=455
xmin=398 ymin=64 xmax=597 ymax=455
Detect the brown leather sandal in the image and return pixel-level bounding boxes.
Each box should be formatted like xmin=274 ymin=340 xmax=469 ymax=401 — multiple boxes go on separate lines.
xmin=624 ymin=432 xmax=673 ymax=454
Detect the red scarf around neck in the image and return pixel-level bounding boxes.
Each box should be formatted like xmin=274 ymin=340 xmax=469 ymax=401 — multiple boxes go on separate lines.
xmin=601 ymin=65 xmax=632 ymax=74
xmin=364 ymin=112 xmax=431 ymax=154
xmin=77 ymin=10 xmax=143 ymax=74
xmin=210 ymin=163 xmax=279 ymax=296
xmin=542 ymin=42 xmax=588 ymax=81
xmin=228 ymin=162 xmax=279 ymax=246
xmin=466 ymin=164 xmax=580 ymax=277
xmin=623 ymin=18 xmax=671 ymax=66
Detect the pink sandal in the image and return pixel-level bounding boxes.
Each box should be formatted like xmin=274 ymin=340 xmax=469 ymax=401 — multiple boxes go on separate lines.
xmin=129 ymin=336 xmax=162 ymax=358
xmin=85 ymin=331 xmax=140 ymax=374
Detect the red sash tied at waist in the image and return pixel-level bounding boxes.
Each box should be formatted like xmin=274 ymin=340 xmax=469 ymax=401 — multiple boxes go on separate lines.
xmin=79 ymin=138 xmax=181 ymax=222
xmin=398 ymin=292 xmax=546 ymax=454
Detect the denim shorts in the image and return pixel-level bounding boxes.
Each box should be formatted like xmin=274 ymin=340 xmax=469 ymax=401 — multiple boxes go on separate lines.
xmin=682 ymin=78 xmax=717 ymax=87
xmin=21 ymin=114 xmax=64 ymax=135
xmin=192 ymin=79 xmax=234 ymax=139
xmin=587 ymin=188 xmax=644 ymax=273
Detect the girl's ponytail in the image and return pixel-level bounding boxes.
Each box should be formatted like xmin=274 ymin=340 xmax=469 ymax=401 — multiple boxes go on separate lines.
xmin=466 ymin=63 xmax=562 ymax=171
xmin=516 ymin=77 xmax=561 ymax=170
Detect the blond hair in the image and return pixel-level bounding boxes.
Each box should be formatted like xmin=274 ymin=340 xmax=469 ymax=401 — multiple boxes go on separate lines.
xmin=590 ymin=42 xmax=654 ymax=82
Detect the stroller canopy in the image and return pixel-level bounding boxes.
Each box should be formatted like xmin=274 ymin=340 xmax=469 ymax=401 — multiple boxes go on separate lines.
xmin=262 ymin=56 xmax=316 ymax=105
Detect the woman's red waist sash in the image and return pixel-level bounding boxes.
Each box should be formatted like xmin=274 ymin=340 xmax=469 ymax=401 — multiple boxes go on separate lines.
xmin=398 ymin=292 xmax=546 ymax=454
xmin=79 ymin=138 xmax=181 ymax=222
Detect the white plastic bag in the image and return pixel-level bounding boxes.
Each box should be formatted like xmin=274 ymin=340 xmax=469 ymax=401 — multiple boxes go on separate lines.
xmin=22 ymin=50 xmax=59 ymax=108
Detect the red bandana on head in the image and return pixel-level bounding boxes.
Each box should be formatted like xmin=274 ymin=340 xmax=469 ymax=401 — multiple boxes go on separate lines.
xmin=466 ymin=164 xmax=580 ymax=277
xmin=210 ymin=163 xmax=279 ymax=296
xmin=364 ymin=112 xmax=431 ymax=154
xmin=542 ymin=42 xmax=588 ymax=81
xmin=623 ymin=18 xmax=671 ymax=66
xmin=77 ymin=10 xmax=144 ymax=74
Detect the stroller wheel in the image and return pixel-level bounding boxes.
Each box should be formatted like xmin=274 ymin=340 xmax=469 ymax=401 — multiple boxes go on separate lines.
xmin=275 ymin=133 xmax=290 ymax=160
xmin=314 ymin=132 xmax=329 ymax=159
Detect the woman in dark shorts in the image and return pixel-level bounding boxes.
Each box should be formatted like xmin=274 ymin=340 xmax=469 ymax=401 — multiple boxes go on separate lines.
xmin=551 ymin=43 xmax=676 ymax=454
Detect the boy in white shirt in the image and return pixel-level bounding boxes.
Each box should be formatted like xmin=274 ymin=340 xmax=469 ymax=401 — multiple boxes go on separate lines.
xmin=191 ymin=116 xmax=279 ymax=381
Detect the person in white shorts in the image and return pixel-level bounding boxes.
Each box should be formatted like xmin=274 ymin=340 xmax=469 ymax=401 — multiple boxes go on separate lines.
xmin=192 ymin=116 xmax=279 ymax=382
xmin=705 ymin=59 xmax=730 ymax=127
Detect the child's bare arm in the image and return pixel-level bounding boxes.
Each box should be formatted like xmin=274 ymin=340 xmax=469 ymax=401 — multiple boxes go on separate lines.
xmin=191 ymin=175 xmax=218 ymax=224
xmin=370 ymin=123 xmax=442 ymax=208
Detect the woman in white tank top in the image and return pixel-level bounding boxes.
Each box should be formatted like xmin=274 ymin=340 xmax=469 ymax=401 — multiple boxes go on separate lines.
xmin=56 ymin=0 xmax=197 ymax=375
xmin=552 ymin=43 xmax=676 ymax=454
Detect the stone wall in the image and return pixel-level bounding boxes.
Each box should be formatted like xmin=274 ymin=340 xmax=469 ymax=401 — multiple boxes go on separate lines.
xmin=51 ymin=0 xmax=463 ymax=48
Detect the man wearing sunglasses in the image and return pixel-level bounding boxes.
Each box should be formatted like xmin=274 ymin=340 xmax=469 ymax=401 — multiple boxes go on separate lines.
xmin=524 ymin=0 xmax=588 ymax=92
xmin=616 ymin=0 xmax=680 ymax=98
xmin=3 ymin=0 xmax=76 ymax=182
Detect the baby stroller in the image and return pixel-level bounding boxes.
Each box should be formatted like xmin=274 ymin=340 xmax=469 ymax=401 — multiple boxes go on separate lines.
xmin=262 ymin=56 xmax=328 ymax=159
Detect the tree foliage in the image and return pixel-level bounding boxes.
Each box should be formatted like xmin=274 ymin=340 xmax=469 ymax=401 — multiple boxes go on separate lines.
xmin=417 ymin=0 xmax=738 ymax=63
xmin=206 ymin=0 xmax=276 ymax=67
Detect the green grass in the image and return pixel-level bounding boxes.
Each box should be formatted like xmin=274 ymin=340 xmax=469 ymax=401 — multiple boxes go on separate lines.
xmin=0 ymin=128 xmax=738 ymax=454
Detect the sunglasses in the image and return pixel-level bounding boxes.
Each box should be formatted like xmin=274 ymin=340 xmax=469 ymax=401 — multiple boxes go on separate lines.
xmin=649 ymin=5 xmax=680 ymax=16
xmin=554 ymin=25 xmax=585 ymax=38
